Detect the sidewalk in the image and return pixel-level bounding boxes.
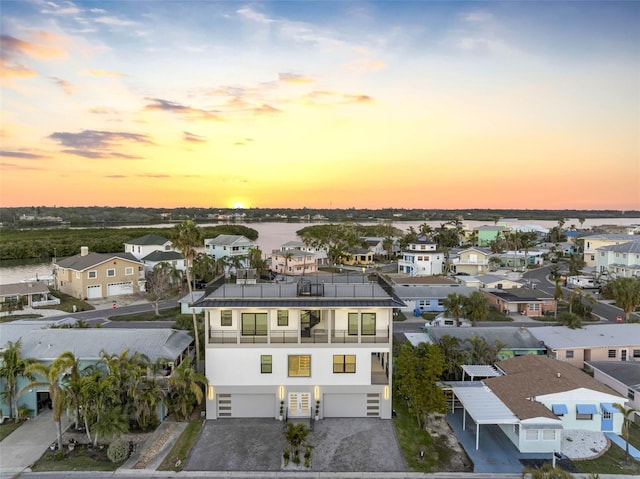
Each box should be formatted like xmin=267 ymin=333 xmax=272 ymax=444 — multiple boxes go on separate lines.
xmin=0 ymin=410 xmax=71 ymax=478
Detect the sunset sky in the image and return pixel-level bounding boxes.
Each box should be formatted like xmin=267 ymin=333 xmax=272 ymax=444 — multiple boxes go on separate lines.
xmin=1 ymin=1 xmax=638 ymax=210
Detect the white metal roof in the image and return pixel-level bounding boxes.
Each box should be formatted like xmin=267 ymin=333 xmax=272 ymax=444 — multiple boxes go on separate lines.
xmin=461 ymin=364 xmax=502 ymax=380
xmin=531 ymin=324 xmax=640 ymax=349
xmin=453 ymin=385 xmax=519 ymax=425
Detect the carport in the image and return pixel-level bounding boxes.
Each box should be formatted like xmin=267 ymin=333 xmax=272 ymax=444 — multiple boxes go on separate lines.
xmin=452 ymin=385 xmax=519 ymax=450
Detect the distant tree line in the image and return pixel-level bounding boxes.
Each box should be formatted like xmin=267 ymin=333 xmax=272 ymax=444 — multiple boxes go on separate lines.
xmin=1 ymin=206 xmax=637 ymax=228
xmin=0 ymin=225 xmax=258 ymax=261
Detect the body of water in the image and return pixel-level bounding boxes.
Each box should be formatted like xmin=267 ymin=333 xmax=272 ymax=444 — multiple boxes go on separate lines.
xmin=1 ymin=218 xmax=638 ymax=285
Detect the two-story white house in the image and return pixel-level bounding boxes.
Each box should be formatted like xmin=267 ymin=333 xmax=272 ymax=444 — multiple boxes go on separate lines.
xmin=397 ymin=241 xmax=444 ymax=276
xmin=204 ymin=235 xmax=257 ymax=267
xmin=595 ymin=240 xmax=640 ymax=280
xmin=124 ymin=233 xmax=174 ymax=260
xmin=196 ymin=274 xmax=404 ymax=420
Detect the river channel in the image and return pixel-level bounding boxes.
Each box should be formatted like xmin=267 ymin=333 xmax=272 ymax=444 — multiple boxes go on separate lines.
xmin=1 ymin=218 xmax=638 ymax=285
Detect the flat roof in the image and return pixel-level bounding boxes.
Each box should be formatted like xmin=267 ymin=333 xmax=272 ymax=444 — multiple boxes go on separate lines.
xmin=531 ymin=324 xmax=640 ymax=349
xmin=452 ymin=385 xmax=519 ymax=425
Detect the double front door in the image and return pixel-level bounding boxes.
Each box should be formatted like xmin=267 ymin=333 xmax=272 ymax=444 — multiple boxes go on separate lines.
xmin=288 ymin=392 xmax=311 ymax=417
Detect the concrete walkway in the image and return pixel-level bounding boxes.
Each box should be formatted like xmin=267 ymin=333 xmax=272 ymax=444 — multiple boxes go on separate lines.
xmin=604 ymin=432 xmax=640 ymax=460
xmin=0 ymin=410 xmax=71 ymax=478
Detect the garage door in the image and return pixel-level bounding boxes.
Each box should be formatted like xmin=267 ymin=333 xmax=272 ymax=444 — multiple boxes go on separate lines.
xmin=87 ymin=285 xmax=102 ymax=299
xmin=107 ymin=282 xmax=133 ymax=296
xmin=217 ymin=394 xmax=275 ymax=418
xmin=323 ymin=393 xmax=367 ymax=418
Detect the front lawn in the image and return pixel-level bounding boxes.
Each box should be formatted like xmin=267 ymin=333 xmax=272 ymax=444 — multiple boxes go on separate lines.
xmin=35 ymin=290 xmax=94 ymax=313
xmin=158 ymin=417 xmax=205 ymax=471
xmin=108 ymin=306 xmax=182 ymax=322
xmin=0 ymin=419 xmax=24 ymax=441
xmin=31 ymin=444 xmax=119 ymax=472
xmin=575 ymin=422 xmax=640 ymax=475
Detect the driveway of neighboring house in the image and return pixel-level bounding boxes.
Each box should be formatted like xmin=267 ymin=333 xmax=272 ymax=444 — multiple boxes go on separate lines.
xmin=185 ymin=418 xmax=407 ymax=472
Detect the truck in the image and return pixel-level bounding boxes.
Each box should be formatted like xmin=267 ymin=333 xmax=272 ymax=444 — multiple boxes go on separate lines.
xmin=566 ymin=275 xmax=599 ymax=289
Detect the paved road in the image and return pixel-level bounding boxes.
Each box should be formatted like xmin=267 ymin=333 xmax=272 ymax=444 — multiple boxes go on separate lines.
xmin=60 ymin=299 xmax=178 ymax=327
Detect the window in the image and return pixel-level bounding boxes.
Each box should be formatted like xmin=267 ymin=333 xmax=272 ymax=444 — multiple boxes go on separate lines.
xmin=361 ymin=313 xmax=376 ymax=335
xmin=513 ymin=424 xmax=520 ymax=436
xmin=107 ymin=269 xmax=116 ymax=277
xmin=542 ymin=430 xmax=556 ymax=441
xmin=603 ymin=410 xmax=612 ymax=420
xmin=88 ymin=270 xmax=97 ymax=279
xmin=260 ymin=355 xmax=272 ymax=374
xmin=348 ymin=312 xmax=359 ymax=335
xmin=628 ymin=389 xmax=635 ymax=401
xmin=566 ymin=350 xmax=574 ymax=359
xmin=333 ymin=355 xmax=356 ymax=373
xmin=529 ymin=303 xmax=540 ymax=311
xmin=221 ymin=310 xmax=232 ymax=326
xmin=633 ymin=350 xmax=640 ymax=358
xmin=241 ymin=312 xmax=268 ymax=336
xmin=608 ymin=349 xmax=617 ymax=358
xmin=277 ymin=310 xmax=289 ymax=326
xmin=125 ymin=267 xmax=133 ymax=275
xmin=576 ymin=412 xmax=593 ymax=420
xmin=288 ymin=355 xmax=310 ymax=377
xmin=525 ymin=429 xmax=538 ymax=441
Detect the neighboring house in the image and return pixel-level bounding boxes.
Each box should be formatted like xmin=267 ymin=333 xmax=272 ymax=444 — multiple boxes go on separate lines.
xmin=179 ymin=290 xmax=205 ymax=314
xmin=481 ymin=288 xmax=555 ymax=317
xmin=475 ymin=275 xmax=523 ymax=290
xmin=279 ymin=241 xmax=329 ymax=267
xmin=271 ymin=249 xmax=318 ymax=276
xmin=595 ymin=240 xmax=640 ymax=280
xmin=586 ymin=362 xmax=640 ymax=416
xmin=477 ymin=226 xmax=506 ymax=247
xmin=204 ymin=235 xmax=257 ymax=266
xmin=530 ymin=324 xmax=640 ymax=368
xmin=471 ymin=355 xmax=626 ymax=453
xmin=196 ymin=274 xmax=404 ymax=420
xmin=450 ymin=247 xmax=492 ymax=276
xmin=393 ymin=285 xmax=477 ymax=314
xmin=363 ymin=238 xmax=386 ymax=257
xmin=425 ymin=326 xmax=547 ymax=361
xmin=341 ymin=248 xmax=375 ymax=266
xmin=0 ymin=324 xmax=193 ymax=418
xmin=0 ymin=282 xmax=60 ymax=308
xmin=141 ymin=250 xmax=186 ymax=274
xmin=124 ymin=233 xmax=173 ymax=260
xmin=397 ymin=241 xmax=444 ymax=276
xmin=495 ymin=250 xmax=545 ymax=268
xmin=54 ymin=247 xmax=146 ymax=300
xmin=581 ymin=233 xmax=638 ymax=267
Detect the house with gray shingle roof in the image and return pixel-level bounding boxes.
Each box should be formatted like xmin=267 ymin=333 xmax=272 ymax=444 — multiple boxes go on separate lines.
xmin=124 ymin=233 xmax=173 ymax=260
xmin=54 ymin=247 xmax=145 ymax=300
xmin=595 ymin=240 xmax=640 ymax=280
xmin=587 ymin=361 xmax=640 ymax=413
xmin=204 ymin=235 xmax=256 ymax=267
xmin=0 ymin=282 xmax=59 ymax=308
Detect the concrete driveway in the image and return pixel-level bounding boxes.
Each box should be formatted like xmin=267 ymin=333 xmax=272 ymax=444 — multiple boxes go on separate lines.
xmin=185 ymin=418 xmax=407 ymax=472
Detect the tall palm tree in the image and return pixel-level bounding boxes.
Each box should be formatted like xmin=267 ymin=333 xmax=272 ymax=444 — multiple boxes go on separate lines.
xmin=607 ymin=277 xmax=640 ymax=322
xmin=465 ymin=291 xmax=489 ymax=327
xmin=554 ymin=279 xmax=564 ymax=319
xmin=281 ymin=251 xmax=294 ymax=276
xmin=436 ymin=335 xmax=464 ymax=381
xmin=0 ymin=339 xmax=34 ymax=420
xmin=172 ymin=220 xmax=203 ymax=369
xmin=613 ymin=404 xmax=639 ymax=465
xmin=21 ymin=353 xmax=77 ymax=450
xmin=443 ymin=293 xmax=466 ymax=327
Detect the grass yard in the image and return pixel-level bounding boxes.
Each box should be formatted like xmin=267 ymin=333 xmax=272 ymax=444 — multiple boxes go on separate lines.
xmin=158 ymin=417 xmax=204 ymax=471
xmin=0 ymin=419 xmax=24 ymax=441
xmin=108 ymin=306 xmax=182 ymax=322
xmin=575 ymin=422 xmax=640 ymax=475
xmin=392 ymin=390 xmax=471 ymax=472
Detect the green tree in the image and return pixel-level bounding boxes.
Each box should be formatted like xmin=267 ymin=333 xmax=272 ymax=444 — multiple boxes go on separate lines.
xmin=436 ymin=335 xmax=464 ymax=381
xmin=443 ymin=293 xmax=466 ymax=327
xmin=0 ymin=339 xmax=35 ymax=419
xmin=173 ymin=220 xmax=203 ymax=368
xmin=167 ymin=361 xmax=207 ymax=421
xmin=607 ymin=277 xmax=640 ymax=322
xmin=248 ymin=247 xmax=268 ymax=277
xmin=465 ymin=291 xmax=489 ymax=327
xmin=464 ymin=336 xmax=504 ymax=365
xmin=557 ymin=312 xmax=582 ymax=330
xmin=613 ymin=403 xmax=638 ymax=465
xmin=394 ymin=341 xmax=447 ymax=429
xmin=191 ymin=252 xmax=216 ymax=283
xmin=21 ymin=353 xmax=77 ymax=450
xmin=146 ymin=262 xmax=181 ymax=315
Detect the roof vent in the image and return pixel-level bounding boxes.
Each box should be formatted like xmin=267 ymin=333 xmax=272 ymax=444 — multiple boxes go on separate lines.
xmin=557 ymin=372 xmax=561 ymax=378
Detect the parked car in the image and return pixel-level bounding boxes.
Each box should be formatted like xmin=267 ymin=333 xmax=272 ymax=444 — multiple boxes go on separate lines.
xmin=421 ymin=313 xmax=472 ymax=328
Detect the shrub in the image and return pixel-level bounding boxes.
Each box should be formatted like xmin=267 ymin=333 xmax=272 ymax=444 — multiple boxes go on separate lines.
xmin=107 ymin=438 xmax=131 ymax=464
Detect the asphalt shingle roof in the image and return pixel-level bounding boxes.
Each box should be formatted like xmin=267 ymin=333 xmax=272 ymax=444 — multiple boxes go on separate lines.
xmin=124 ymin=233 xmax=170 ymax=246
xmin=0 ymin=282 xmax=50 ymax=296
xmin=56 ymin=252 xmax=142 ymax=271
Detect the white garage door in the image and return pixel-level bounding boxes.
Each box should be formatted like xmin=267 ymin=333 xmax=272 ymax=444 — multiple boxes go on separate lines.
xmin=324 ymin=394 xmax=366 ymax=418
xmin=218 ymin=394 xmax=275 ymax=418
xmin=107 ymin=282 xmax=133 ymax=296
xmin=87 ymin=285 xmax=102 ymax=299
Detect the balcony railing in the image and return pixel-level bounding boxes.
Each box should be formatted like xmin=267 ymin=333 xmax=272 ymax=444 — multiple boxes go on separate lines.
xmin=208 ymin=328 xmax=390 ymax=344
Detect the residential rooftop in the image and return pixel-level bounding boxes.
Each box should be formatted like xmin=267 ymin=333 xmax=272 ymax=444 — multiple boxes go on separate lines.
xmin=530 ymin=324 xmax=640 ymax=349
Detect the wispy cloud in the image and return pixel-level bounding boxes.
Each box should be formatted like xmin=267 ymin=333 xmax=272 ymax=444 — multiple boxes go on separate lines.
xmin=0 ymin=162 xmax=41 ymax=170
xmin=40 ymin=1 xmax=81 ymax=16
xmin=83 ymin=69 xmax=125 ymax=77
xmin=279 ymin=72 xmax=314 ymax=84
xmin=144 ymin=98 xmax=220 ymax=121
xmin=234 ymin=138 xmax=255 ymax=146
xmin=183 ymin=131 xmax=206 ymax=143
xmin=48 ymin=130 xmax=153 ymax=159
xmin=302 ymin=91 xmax=373 ymax=106
xmin=0 ymin=33 xmax=67 ymax=59
xmin=0 ymin=150 xmax=47 ymax=159
xmin=50 ymin=76 xmax=76 ymax=94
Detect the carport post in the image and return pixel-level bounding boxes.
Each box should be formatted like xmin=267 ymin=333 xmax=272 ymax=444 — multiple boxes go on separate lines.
xmin=476 ymin=423 xmax=479 ymax=450
xmin=462 ymin=408 xmax=466 ymax=430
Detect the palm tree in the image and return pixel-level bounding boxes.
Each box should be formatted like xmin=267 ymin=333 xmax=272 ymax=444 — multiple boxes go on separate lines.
xmin=613 ymin=403 xmax=639 ymax=465
xmin=280 ymin=251 xmax=294 ymax=276
xmin=607 ymin=277 xmax=640 ymax=322
xmin=134 ymin=381 xmax=164 ymax=431
xmin=465 ymin=291 xmax=489 ymax=327
xmin=173 ymin=220 xmax=203 ymax=369
xmin=167 ymin=361 xmax=207 ymax=421
xmin=554 ymin=279 xmax=564 ymax=319
xmin=557 ymin=312 xmax=582 ymax=330
xmin=0 ymin=339 xmax=35 ymax=420
xmin=443 ymin=293 xmax=466 ymax=327
xmin=437 ymin=335 xmax=464 ymax=381
xmin=21 ymin=353 xmax=77 ymax=450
